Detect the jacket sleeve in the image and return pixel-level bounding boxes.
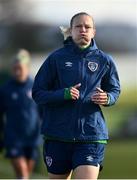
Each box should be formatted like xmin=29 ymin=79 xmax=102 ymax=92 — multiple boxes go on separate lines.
xmin=101 ymin=55 xmax=121 ymax=106
xmin=32 ymin=56 xmax=65 ymax=105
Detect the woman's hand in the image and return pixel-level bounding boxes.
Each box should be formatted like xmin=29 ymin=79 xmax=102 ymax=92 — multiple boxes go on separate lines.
xmin=91 ymin=87 xmax=108 ymax=105
xmin=70 ymin=83 xmax=81 ymax=100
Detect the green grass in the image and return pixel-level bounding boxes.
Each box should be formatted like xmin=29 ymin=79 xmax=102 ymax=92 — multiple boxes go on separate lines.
xmin=0 ymin=140 xmax=137 ymax=179
xmin=0 ymin=149 xmax=47 ymax=179
xmin=99 ymin=140 xmax=137 ymax=179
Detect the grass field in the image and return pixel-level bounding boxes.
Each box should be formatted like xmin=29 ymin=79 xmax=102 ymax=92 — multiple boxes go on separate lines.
xmin=0 ymin=140 xmax=137 ymax=179
xmin=99 ymin=140 xmax=137 ymax=179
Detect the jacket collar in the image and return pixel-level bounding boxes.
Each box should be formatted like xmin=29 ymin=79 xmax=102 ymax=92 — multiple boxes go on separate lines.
xmin=11 ymin=76 xmax=30 ymax=86
xmin=64 ymin=36 xmax=98 ymax=54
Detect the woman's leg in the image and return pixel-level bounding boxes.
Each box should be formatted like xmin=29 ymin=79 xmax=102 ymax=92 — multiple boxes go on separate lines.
xmin=72 ymin=143 xmax=105 ymax=179
xmin=27 ymin=159 xmax=35 ymax=176
xmin=73 ymin=165 xmax=100 ymax=179
xmin=11 ymin=157 xmax=29 ymax=179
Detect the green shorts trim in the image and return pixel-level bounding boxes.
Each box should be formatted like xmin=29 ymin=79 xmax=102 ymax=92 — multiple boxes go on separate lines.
xmin=44 ymin=136 xmax=107 ymax=144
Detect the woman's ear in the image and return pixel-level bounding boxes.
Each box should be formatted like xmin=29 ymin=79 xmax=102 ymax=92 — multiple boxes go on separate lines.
xmin=93 ymin=28 xmax=96 ymax=36
xmin=60 ymin=26 xmax=71 ymax=40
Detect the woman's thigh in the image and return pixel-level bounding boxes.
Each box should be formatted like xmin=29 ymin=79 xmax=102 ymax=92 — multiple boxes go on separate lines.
xmin=48 ymin=171 xmax=72 ymax=179
xmin=73 ymin=165 xmax=99 ymax=179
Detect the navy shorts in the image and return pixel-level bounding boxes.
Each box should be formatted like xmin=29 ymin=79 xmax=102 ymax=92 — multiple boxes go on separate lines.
xmin=43 ymin=140 xmax=106 ymax=174
xmin=5 ymin=145 xmax=38 ymax=160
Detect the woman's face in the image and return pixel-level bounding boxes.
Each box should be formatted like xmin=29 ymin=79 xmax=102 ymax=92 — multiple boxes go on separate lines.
xmin=70 ymin=15 xmax=95 ymax=47
xmin=12 ymin=62 xmax=30 ymax=82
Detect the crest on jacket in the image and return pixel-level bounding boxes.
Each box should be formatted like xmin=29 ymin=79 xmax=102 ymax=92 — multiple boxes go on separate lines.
xmin=88 ymin=62 xmax=98 ymax=72
xmin=46 ymin=156 xmax=52 ymax=167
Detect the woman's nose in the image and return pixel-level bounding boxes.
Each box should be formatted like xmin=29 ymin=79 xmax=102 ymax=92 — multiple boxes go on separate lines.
xmin=80 ymin=26 xmax=86 ymax=32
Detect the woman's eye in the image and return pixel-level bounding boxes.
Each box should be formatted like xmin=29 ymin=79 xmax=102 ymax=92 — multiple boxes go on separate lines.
xmin=85 ymin=26 xmax=91 ymax=29
xmin=76 ymin=25 xmax=82 ymax=28
xmin=75 ymin=25 xmax=92 ymax=29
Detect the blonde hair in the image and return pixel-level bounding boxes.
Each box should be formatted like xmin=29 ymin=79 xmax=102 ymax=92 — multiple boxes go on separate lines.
xmin=60 ymin=26 xmax=71 ymax=40
xmin=12 ymin=49 xmax=31 ymax=65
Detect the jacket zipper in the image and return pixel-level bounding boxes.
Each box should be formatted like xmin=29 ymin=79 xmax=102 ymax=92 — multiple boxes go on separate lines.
xmin=73 ymin=55 xmax=85 ymax=141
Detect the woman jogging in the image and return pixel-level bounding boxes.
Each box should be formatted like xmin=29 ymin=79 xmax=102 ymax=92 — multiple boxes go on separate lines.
xmin=32 ymin=12 xmax=120 ymax=179
xmin=0 ymin=49 xmax=41 ymax=179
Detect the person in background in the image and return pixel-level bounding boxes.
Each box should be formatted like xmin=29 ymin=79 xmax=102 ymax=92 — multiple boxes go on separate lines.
xmin=32 ymin=12 xmax=120 ymax=179
xmin=0 ymin=49 xmax=41 ymax=179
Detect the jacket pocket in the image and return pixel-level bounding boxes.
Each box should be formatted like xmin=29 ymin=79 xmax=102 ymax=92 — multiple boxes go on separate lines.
xmin=81 ymin=104 xmax=102 ymax=135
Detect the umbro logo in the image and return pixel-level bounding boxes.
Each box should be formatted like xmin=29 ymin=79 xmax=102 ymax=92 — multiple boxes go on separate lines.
xmin=86 ymin=155 xmax=93 ymax=162
xmin=65 ymin=62 xmax=73 ymax=67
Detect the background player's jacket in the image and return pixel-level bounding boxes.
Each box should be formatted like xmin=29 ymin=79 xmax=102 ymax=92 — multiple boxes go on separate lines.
xmin=0 ymin=77 xmax=40 ymax=147
xmin=32 ymin=37 xmax=120 ymax=141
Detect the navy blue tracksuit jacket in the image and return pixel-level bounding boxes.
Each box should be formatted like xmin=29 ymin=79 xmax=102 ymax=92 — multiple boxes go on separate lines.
xmin=0 ymin=77 xmax=40 ymax=147
xmin=32 ymin=37 xmax=120 ymax=141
